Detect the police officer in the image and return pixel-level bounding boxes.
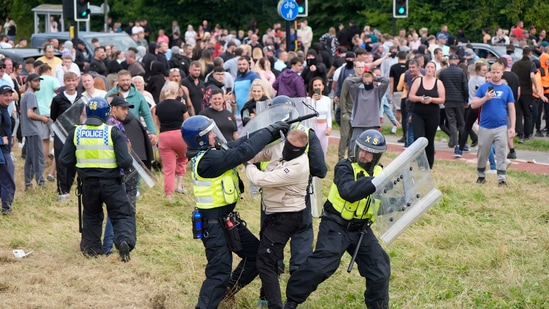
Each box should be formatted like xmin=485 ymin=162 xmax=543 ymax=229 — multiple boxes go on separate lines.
xmin=182 ymin=115 xmax=289 ymax=309
xmin=267 ymin=95 xmax=327 ymax=275
xmin=59 ymin=97 xmax=136 ymax=262
xmin=284 ymin=129 xmax=391 ymax=309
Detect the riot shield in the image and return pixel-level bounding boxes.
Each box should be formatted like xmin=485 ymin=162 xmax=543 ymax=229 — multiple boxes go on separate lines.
xmin=52 ymin=99 xmax=158 ymax=189
xmin=371 ymin=137 xmax=442 ymax=245
xmin=243 ymin=98 xmax=324 ymax=217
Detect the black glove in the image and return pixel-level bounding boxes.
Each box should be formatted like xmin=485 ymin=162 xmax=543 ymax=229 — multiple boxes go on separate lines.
xmin=266 ymin=121 xmax=290 ymax=138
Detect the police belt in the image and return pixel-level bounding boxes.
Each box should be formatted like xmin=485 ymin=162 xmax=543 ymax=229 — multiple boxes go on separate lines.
xmin=322 ymin=210 xmax=369 ymax=232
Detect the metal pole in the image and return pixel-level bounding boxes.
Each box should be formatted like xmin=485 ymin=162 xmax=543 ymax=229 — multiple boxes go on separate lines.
xmin=392 ymin=17 xmax=396 ymax=37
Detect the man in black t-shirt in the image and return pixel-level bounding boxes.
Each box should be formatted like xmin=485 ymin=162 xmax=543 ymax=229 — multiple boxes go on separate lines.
xmin=389 ymin=52 xmax=408 ymax=135
xmin=181 ymin=61 xmax=205 ymax=115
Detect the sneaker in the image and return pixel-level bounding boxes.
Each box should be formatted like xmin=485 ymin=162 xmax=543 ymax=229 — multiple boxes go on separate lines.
xmin=119 ymin=240 xmax=131 ymax=263
xmin=47 ymin=174 xmax=55 ymax=182
xmin=390 ymin=126 xmax=397 ymax=134
xmin=476 ymin=177 xmax=486 ymax=184
xmin=536 ymin=131 xmax=544 ymax=137
xmin=471 ymin=140 xmax=478 ymax=147
xmin=397 ymin=137 xmax=405 ymax=143
xmin=453 ymin=147 xmax=462 ymax=158
xmin=518 ymin=138 xmax=525 ymax=144
xmin=58 ymin=193 xmax=70 ymax=202
xmin=25 ymin=183 xmax=33 ymax=191
xmin=507 ymin=152 xmax=516 ymax=159
xmin=2 ymin=208 xmax=12 ymax=215
xmin=463 ymin=144 xmax=470 ymax=152
xmin=448 ymin=142 xmax=455 ymax=148
xmin=498 ymin=180 xmax=507 ymax=187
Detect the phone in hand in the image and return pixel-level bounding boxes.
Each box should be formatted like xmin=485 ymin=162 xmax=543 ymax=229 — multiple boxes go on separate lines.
xmin=488 ymin=86 xmax=494 ymax=92
xmin=226 ymin=87 xmax=232 ymax=93
xmin=423 ymin=96 xmax=430 ymax=100
xmin=314 ymin=88 xmax=321 ymax=96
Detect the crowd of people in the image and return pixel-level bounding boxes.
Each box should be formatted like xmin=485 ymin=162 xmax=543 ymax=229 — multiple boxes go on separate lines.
xmin=1 ymin=15 xmax=548 ymax=308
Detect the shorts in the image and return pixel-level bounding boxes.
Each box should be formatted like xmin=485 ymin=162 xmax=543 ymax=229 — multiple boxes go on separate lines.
xmin=40 ymin=119 xmax=53 ymax=140
xmin=392 ymin=92 xmax=403 ymax=110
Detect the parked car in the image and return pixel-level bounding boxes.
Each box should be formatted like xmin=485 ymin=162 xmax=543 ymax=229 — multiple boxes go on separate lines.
xmin=469 ymin=43 xmax=535 ymax=64
xmin=31 ymin=32 xmax=137 ymax=58
xmin=0 ymin=48 xmax=60 ymax=75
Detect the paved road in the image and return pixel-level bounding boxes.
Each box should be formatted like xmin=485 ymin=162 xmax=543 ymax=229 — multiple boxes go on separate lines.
xmin=328 ymin=129 xmax=549 ymax=175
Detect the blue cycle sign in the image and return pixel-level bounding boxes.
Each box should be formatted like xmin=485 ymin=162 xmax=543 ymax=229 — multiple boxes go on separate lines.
xmin=278 ymin=0 xmax=298 ymax=21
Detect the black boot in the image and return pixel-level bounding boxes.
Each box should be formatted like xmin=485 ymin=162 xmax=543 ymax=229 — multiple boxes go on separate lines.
xmin=284 ymin=301 xmax=298 ymax=309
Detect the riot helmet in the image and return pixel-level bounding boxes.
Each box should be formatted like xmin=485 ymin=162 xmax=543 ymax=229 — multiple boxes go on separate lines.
xmin=181 ymin=115 xmax=227 ymax=150
xmin=85 ymin=97 xmax=110 ymax=123
xmin=354 ymin=129 xmax=387 ymax=174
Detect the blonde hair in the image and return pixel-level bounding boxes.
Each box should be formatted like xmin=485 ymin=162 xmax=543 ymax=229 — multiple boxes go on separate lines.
xmin=163 ymin=81 xmax=180 ymax=97
xmin=247 ymin=79 xmax=272 ymax=100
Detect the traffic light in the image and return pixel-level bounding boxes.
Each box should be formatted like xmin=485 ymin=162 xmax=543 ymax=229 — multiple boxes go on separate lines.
xmin=62 ymin=0 xmax=75 ymax=20
xmin=74 ymin=0 xmax=91 ymax=22
xmin=296 ymin=0 xmax=308 ymax=17
xmin=393 ymin=0 xmax=408 ymax=18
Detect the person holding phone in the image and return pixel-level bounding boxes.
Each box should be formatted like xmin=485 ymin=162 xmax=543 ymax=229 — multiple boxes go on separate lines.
xmin=408 ymin=61 xmax=446 ymax=169
xmin=471 ymin=62 xmax=516 ymax=186
xmin=308 ymin=76 xmax=332 ymax=155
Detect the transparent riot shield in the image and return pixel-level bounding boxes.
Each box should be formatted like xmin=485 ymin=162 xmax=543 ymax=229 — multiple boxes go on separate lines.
xmin=371 ymin=137 xmax=442 ymax=245
xmin=52 ymin=99 xmax=158 ymax=190
xmin=243 ymin=98 xmax=324 ymax=217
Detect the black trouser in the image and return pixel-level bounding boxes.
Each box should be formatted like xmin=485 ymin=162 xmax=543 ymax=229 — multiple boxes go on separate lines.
xmin=196 ymin=212 xmax=259 ymax=309
xmin=258 ymin=212 xmax=303 ymax=309
xmin=412 ymin=108 xmax=440 ymax=169
xmin=545 ymin=101 xmax=549 ymax=133
xmin=515 ymin=94 xmax=533 ymax=138
xmin=54 ymin=135 xmax=77 ymax=195
xmin=445 ymin=105 xmax=465 ymax=148
xmin=80 ymin=177 xmax=136 ymax=256
xmin=533 ymin=97 xmax=543 ymax=132
xmin=286 ymin=218 xmax=390 ymax=309
xmin=438 ymin=108 xmax=451 ymax=138
xmin=459 ymin=107 xmax=479 ymax=150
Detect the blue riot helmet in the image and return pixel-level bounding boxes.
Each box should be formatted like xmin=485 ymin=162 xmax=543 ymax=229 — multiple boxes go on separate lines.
xmin=86 ymin=97 xmax=110 ymax=123
xmin=269 ymin=95 xmax=295 ymax=107
xmin=354 ymin=129 xmax=387 ymax=173
xmin=181 ymin=115 xmax=227 ymax=150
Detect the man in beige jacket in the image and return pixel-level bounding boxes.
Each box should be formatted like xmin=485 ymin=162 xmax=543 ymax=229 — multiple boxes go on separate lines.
xmin=245 ymin=129 xmax=310 ymax=309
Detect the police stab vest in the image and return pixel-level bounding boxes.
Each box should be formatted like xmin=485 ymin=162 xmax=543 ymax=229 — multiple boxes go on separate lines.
xmin=74 ymin=123 xmax=117 ymax=169
xmin=327 ymin=162 xmax=382 ymax=221
xmin=191 ymin=150 xmax=240 ymax=209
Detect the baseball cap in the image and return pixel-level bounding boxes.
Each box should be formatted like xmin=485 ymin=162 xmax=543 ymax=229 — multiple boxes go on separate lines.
xmin=0 ymin=85 xmax=14 ymax=94
xmin=110 ymin=96 xmax=135 ymax=108
xmin=437 ymin=33 xmax=446 ymax=40
xmin=345 ymin=51 xmax=356 ymax=59
xmin=541 ymin=41 xmax=549 ymax=47
xmin=448 ymin=54 xmax=460 ymax=60
xmin=465 ymin=48 xmax=474 ymax=55
xmin=26 ymin=73 xmax=42 ymax=82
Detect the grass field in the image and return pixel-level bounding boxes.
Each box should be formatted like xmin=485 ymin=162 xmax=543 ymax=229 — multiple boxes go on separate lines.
xmin=1 ymin=144 xmax=548 ymax=308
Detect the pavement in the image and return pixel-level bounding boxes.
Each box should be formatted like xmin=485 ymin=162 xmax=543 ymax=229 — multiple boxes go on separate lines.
xmin=328 ymin=129 xmax=549 ymax=175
